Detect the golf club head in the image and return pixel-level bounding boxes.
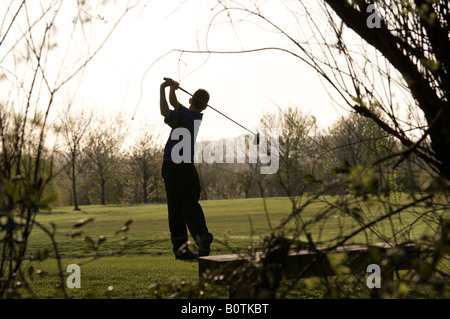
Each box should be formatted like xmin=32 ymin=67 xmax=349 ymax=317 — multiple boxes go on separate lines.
xmin=253 ymin=133 xmax=260 ymax=145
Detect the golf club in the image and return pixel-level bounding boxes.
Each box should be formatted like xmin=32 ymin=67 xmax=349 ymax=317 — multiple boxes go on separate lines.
xmin=163 ymin=78 xmax=260 ymax=145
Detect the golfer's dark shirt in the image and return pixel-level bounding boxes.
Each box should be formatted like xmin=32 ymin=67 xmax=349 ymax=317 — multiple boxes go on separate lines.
xmin=163 ymin=104 xmax=203 ymax=162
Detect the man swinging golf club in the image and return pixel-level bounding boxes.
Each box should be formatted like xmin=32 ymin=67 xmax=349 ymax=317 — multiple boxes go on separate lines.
xmin=160 ymin=77 xmax=213 ymax=260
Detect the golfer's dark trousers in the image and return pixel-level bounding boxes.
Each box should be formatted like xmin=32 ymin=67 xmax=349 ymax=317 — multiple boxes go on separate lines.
xmin=162 ymin=160 xmax=209 ymax=252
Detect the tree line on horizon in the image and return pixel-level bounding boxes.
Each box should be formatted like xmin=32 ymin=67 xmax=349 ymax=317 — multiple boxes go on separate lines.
xmin=1 ymin=103 xmax=430 ymax=209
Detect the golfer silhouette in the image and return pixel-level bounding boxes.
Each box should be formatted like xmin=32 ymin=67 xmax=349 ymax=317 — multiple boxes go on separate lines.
xmin=159 ymin=77 xmax=213 ymax=260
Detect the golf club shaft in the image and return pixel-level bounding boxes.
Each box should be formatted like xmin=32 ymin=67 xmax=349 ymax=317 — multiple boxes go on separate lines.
xmin=177 ymin=86 xmax=257 ymax=136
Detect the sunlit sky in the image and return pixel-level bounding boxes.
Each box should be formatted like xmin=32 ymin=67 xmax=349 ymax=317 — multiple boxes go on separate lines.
xmin=2 ymin=0 xmax=347 ymax=142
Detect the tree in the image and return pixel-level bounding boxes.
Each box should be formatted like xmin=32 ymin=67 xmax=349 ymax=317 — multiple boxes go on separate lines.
xmin=259 ymin=106 xmax=319 ymax=197
xmin=56 ymin=108 xmax=93 ymax=210
xmin=233 ymin=135 xmax=264 ymax=199
xmin=325 ymin=111 xmax=399 ymax=192
xmin=85 ymin=115 xmax=127 ymax=205
xmin=321 ymin=0 xmax=449 ymax=178
xmin=125 ymin=124 xmax=163 ymax=203
xmin=0 ymin=0 xmax=144 ymax=297
xmin=175 ymin=0 xmax=448 ymax=179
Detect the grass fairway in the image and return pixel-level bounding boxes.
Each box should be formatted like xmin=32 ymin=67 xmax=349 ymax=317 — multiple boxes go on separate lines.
xmin=20 ymin=196 xmax=444 ymax=298
xmin=24 ymin=198 xmax=291 ymax=298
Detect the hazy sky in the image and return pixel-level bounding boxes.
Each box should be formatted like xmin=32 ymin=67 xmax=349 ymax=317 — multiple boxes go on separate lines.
xmin=2 ymin=0 xmax=346 ymax=142
xmin=71 ymin=1 xmax=347 ymax=140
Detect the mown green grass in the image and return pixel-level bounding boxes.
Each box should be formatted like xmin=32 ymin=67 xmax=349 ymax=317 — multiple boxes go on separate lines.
xmin=19 ymin=196 xmax=446 ymax=298
xmin=24 ymin=198 xmax=291 ymax=298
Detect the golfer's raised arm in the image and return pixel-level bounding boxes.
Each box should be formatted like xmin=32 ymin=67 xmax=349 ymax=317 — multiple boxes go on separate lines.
xmin=160 ymin=81 xmax=170 ymax=118
xmin=169 ymin=83 xmax=181 ymax=110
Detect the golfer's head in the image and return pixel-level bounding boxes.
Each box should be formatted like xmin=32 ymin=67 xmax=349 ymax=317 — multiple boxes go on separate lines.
xmin=191 ymin=89 xmax=209 ymax=111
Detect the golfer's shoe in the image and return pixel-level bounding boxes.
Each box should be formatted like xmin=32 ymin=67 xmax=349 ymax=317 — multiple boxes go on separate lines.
xmin=198 ymin=232 xmax=213 ymax=257
xmin=174 ymin=244 xmax=198 ymax=260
